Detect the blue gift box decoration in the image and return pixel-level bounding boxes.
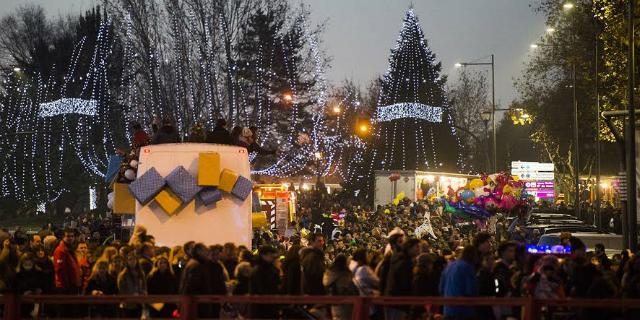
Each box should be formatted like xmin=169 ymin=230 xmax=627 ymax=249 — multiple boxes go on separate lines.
xmin=231 ymin=175 xmax=252 ymax=201
xmin=165 ymin=165 xmax=202 ymax=203
xmin=199 ymin=187 xmax=223 ymax=205
xmin=104 ymin=154 xmax=124 ymax=184
xmin=128 ymin=167 xmax=165 ymax=204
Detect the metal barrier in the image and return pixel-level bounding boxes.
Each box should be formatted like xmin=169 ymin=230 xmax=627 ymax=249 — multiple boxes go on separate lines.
xmin=1 ymin=294 xmax=640 ymax=320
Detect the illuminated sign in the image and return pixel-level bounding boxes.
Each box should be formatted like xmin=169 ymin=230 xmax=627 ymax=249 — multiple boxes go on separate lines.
xmin=511 ymin=161 xmax=554 ymax=181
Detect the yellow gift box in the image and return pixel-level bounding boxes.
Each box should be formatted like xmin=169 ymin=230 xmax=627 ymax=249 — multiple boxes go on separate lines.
xmin=219 ymin=169 xmax=239 ymax=193
xmin=252 ymin=212 xmax=268 ymax=229
xmin=198 ymin=152 xmax=221 ymax=186
xmin=154 ymin=188 xmax=182 ymax=216
xmin=113 ymin=183 xmax=136 ymax=214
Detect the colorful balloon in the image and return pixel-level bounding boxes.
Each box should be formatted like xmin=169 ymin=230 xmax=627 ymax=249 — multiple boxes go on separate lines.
xmin=468 ymin=178 xmax=484 ymax=190
xmin=500 ymin=194 xmax=517 ymax=211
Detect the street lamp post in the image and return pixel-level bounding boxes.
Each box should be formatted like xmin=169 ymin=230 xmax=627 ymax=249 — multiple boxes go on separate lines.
xmin=481 ymin=111 xmax=492 ymax=172
xmin=626 ymin=0 xmax=637 ymax=251
xmin=530 ymin=2 xmax=580 ymax=218
xmin=455 ymin=54 xmax=496 ymax=172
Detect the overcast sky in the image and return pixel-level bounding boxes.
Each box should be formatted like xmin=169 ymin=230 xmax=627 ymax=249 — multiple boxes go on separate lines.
xmin=0 ymin=0 xmax=546 ymax=106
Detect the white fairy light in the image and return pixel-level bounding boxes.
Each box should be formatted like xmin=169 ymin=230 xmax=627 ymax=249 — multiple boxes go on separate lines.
xmin=38 ymin=98 xmax=97 ymax=117
xmin=376 ymin=103 xmax=442 ymax=122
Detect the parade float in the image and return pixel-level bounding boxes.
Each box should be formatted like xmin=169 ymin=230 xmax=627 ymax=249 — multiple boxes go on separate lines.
xmin=107 ymin=143 xmax=253 ymax=247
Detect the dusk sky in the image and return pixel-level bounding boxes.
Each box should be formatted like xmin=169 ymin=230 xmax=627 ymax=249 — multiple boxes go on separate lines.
xmin=0 ymin=0 xmax=547 ymax=107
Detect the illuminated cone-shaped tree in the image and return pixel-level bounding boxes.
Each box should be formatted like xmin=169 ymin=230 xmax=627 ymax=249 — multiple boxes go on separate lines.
xmin=371 ymin=9 xmax=463 ymax=172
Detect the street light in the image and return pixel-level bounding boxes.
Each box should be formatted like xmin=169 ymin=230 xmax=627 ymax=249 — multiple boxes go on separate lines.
xmin=546 ymin=27 xmax=556 ymax=33
xmin=531 ymin=2 xmax=581 ymax=219
xmin=283 ymin=93 xmax=293 ymax=102
xmin=332 ymin=105 xmax=341 ymax=114
xmin=480 ymin=111 xmax=492 ymax=172
xmin=455 ymin=54 xmax=497 ymax=172
xmin=12 ymin=67 xmax=21 ymax=73
xmin=314 ymin=152 xmax=322 ymax=160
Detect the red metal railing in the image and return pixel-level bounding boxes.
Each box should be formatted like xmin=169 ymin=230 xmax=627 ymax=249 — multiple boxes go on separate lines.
xmin=2 ymin=294 xmax=640 ymax=320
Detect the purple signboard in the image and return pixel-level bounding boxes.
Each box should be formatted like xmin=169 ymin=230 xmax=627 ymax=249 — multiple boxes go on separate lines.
xmin=524 ymin=181 xmax=555 ymax=199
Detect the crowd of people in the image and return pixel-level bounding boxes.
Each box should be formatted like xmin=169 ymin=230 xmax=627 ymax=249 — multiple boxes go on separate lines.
xmin=130 ymin=117 xmax=276 ymax=155
xmin=2 ymin=189 xmax=640 ymax=319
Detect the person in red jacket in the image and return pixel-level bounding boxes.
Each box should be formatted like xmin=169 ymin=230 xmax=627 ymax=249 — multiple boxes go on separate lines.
xmin=131 ymin=122 xmax=150 ymax=149
xmin=53 ymin=228 xmax=82 ymax=294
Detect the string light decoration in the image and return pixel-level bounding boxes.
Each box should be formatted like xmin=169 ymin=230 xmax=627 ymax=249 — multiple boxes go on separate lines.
xmin=367 ymin=8 xmax=463 ymax=174
xmin=38 ymin=98 xmax=98 ymax=117
xmin=376 ymin=102 xmax=442 ymax=122
xmin=0 ymin=3 xmax=346 ymax=205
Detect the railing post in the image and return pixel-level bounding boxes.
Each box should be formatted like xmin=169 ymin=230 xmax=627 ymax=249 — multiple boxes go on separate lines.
xmin=351 ymin=296 xmax=370 ymax=320
xmin=179 ymin=295 xmax=196 ymax=320
xmin=523 ymin=296 xmax=538 ymax=320
xmin=3 ymin=294 xmax=19 ymax=320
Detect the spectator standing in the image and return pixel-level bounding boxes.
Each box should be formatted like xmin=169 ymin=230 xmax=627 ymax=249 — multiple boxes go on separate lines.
xmin=0 ymin=238 xmax=18 ymax=293
xmin=439 ymin=246 xmax=479 ymax=319
xmin=233 ymin=250 xmax=253 ymax=295
xmin=221 ymin=242 xmax=238 ymax=279
xmin=493 ymin=241 xmax=517 ymax=298
xmin=33 ymin=245 xmax=54 ymax=293
xmin=206 ymin=119 xmax=233 ymax=145
xmin=117 ymin=253 xmax=147 ymax=318
xmin=385 ymin=238 xmax=420 ymax=320
xmin=476 ymin=253 xmax=497 ymax=320
xmin=282 ymin=244 xmax=302 ymax=295
xmin=186 ymin=123 xmax=206 ymax=143
xmin=131 ymin=122 xmax=150 ymax=149
xmin=137 ymin=242 xmax=154 ymax=275
xmin=85 ymin=260 xmax=117 ymax=317
xmin=350 ymin=248 xmax=379 ymax=297
xmin=412 ymin=253 xmax=442 ymax=318
xmin=250 ymin=246 xmax=281 ymax=319
xmin=622 ymin=255 xmax=640 ymax=298
xmin=147 ymin=256 xmax=178 ymax=318
xmin=76 ymin=241 xmax=91 ymax=291
xmin=248 ymin=126 xmax=276 ymax=155
xmin=15 ymin=253 xmax=46 ymax=317
xmin=376 ymin=229 xmax=404 ymax=295
xmin=151 ymin=117 xmax=181 ymax=144
xmin=53 ymin=228 xmax=81 ymax=294
xmin=324 ymin=254 xmax=357 ymax=320
xmin=300 ymin=233 xmax=327 ymax=295
xmin=180 ymin=243 xmax=220 ymax=318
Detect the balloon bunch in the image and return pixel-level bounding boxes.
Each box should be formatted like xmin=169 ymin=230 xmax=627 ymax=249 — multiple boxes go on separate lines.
xmin=443 ymin=172 xmax=532 ymax=221
xmin=392 ymin=191 xmax=406 ymax=206
xmin=116 ymin=151 xmax=139 ymax=183
xmin=106 ymin=151 xmax=139 ymax=210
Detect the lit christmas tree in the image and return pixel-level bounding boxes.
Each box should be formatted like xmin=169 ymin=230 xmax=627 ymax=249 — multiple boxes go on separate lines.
xmin=371 ymin=9 xmax=463 ymax=172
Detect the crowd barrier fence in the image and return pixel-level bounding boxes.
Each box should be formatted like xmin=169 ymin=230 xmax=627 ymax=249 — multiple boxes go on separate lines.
xmin=1 ymin=294 xmax=640 ymax=319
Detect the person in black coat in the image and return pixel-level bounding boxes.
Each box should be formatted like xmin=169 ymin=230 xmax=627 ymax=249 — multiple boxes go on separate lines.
xmin=85 ymin=260 xmax=118 ymax=317
xmin=147 ymin=256 xmax=178 ymax=318
xmin=300 ymin=233 xmax=326 ymax=295
xmin=32 ymin=245 xmax=54 ymax=294
xmin=282 ymin=244 xmax=302 ymax=295
xmin=377 ymin=232 xmax=404 ymax=295
xmin=180 ymin=243 xmax=217 ymax=318
xmin=151 ymin=117 xmax=181 ymax=144
xmin=385 ymin=239 xmax=420 ymax=320
xmin=250 ymin=246 xmax=281 ymax=319
xmin=206 ymin=119 xmax=233 ymax=145
xmin=476 ymin=254 xmax=497 ymax=320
